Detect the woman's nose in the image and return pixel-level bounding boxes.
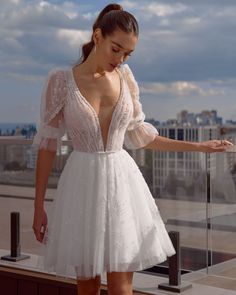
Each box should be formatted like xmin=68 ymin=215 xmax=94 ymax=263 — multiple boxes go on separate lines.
xmin=116 ymin=53 xmax=125 ymax=64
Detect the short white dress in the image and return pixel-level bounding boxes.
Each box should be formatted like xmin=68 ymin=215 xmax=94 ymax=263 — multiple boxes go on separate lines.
xmin=32 ymin=63 xmax=175 ymax=280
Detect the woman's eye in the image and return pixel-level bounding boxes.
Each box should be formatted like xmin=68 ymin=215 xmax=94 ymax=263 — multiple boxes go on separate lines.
xmin=112 ymin=47 xmax=132 ymax=58
xmin=112 ymin=48 xmax=119 ymax=53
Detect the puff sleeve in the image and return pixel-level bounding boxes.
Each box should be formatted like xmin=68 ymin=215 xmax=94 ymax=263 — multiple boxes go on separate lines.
xmin=32 ymin=68 xmax=67 ymax=151
xmin=123 ymin=64 xmax=159 ymax=149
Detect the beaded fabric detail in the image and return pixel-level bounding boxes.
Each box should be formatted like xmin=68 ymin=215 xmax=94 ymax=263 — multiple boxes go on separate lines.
xmin=33 ymin=64 xmax=159 ymax=152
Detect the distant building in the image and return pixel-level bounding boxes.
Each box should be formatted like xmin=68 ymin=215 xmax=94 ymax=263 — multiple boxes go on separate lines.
xmin=225 ymin=120 xmax=236 ymax=125
xmin=26 ymin=147 xmax=37 ymax=169
xmin=152 ymin=122 xmax=236 ymax=202
xmin=3 ymin=136 xmax=28 ymax=168
xmin=152 ymin=125 xmax=219 ymax=198
xmin=177 ymin=109 xmax=222 ymax=126
xmin=129 ymin=149 xmax=146 ymax=167
xmin=0 ymin=145 xmax=7 ymax=171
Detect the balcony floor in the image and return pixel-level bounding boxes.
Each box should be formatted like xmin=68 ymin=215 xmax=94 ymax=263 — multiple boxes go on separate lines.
xmin=1 ymin=249 xmax=236 ymax=295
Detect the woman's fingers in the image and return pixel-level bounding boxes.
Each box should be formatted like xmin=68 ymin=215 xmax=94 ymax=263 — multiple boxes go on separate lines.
xmin=34 ymin=229 xmax=42 ymax=242
xmin=214 ymin=140 xmax=232 ymax=146
xmin=34 ymin=227 xmax=46 ymax=243
xmin=32 ymin=209 xmax=48 ymax=243
xmin=219 ymin=140 xmax=233 ymax=151
xmin=33 ymin=224 xmax=46 ymax=243
xmin=221 ymin=140 xmax=233 ymax=146
xmin=201 ymin=140 xmax=234 ymax=153
xmin=34 ymin=225 xmax=47 ymax=242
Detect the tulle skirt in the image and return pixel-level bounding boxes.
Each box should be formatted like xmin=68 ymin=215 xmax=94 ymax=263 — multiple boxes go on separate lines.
xmin=37 ymin=149 xmax=175 ymax=279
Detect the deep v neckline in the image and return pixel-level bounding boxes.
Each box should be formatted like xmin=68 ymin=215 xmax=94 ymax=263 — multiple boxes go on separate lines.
xmin=70 ymin=66 xmax=124 ymax=151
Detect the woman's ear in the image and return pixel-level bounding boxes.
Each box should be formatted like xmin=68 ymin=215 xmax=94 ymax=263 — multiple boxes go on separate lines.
xmin=93 ymin=28 xmax=102 ymax=46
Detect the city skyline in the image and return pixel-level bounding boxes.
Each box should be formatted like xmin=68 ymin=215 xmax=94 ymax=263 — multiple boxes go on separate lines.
xmin=0 ymin=0 xmax=236 ymax=123
xmin=0 ymin=108 xmax=234 ymax=126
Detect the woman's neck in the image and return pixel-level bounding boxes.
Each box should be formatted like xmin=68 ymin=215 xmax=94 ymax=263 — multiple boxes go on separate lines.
xmin=80 ymin=51 xmax=106 ymax=78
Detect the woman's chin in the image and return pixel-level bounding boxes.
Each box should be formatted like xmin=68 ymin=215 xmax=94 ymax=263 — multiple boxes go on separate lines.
xmin=108 ymin=63 xmax=116 ymax=71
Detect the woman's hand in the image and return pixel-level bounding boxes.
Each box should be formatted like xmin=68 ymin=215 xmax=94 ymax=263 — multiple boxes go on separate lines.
xmin=145 ymin=135 xmax=234 ymax=153
xmin=32 ymin=207 xmax=48 ymax=243
xmin=197 ymin=139 xmax=233 ymax=153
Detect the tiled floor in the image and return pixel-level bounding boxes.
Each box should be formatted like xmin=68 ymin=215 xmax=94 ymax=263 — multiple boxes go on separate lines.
xmin=128 ymin=272 xmax=236 ymax=294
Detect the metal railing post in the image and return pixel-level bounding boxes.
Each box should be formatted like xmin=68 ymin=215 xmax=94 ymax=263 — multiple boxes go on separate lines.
xmin=158 ymin=231 xmax=192 ymax=293
xmin=1 ymin=212 xmax=30 ymax=262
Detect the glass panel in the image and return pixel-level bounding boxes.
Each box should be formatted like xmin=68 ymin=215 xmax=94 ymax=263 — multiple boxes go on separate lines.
xmin=2 ymin=138 xmax=235 ymax=282
xmin=153 ymin=150 xmax=208 ymax=273
xmin=209 ymin=141 xmax=236 ymax=282
xmin=0 ymin=141 xmax=72 ymax=258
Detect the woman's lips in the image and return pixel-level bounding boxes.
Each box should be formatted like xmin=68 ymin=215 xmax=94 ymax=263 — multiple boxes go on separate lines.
xmin=109 ymin=63 xmax=117 ymax=69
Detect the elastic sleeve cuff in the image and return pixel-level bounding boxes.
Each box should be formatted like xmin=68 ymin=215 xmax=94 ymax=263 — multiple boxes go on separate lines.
xmin=124 ymin=122 xmax=158 ymax=149
xmin=32 ymin=124 xmax=65 ymax=151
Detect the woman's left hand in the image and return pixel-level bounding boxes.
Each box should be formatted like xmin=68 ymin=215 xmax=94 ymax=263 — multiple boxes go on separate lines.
xmin=198 ymin=140 xmax=233 ymax=153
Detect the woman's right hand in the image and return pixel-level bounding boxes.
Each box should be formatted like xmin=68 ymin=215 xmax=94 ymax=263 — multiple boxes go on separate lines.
xmin=32 ymin=207 xmax=48 ymax=243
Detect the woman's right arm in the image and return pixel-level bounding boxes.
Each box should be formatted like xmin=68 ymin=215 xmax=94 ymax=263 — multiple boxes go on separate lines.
xmin=32 ymin=149 xmax=56 ymax=243
xmin=34 ymin=149 xmax=56 ymax=209
xmin=32 ymin=69 xmax=67 ymax=243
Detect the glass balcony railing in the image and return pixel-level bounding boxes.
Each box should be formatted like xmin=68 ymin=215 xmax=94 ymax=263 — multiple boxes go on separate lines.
xmin=0 ymin=137 xmax=236 ymax=285
xmin=152 ymin=143 xmax=236 ymax=282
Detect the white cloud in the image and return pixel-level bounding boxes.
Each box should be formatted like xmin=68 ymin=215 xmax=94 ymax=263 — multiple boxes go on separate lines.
xmin=56 ymin=29 xmax=90 ymax=48
xmin=0 ymin=0 xmax=93 ymax=79
xmin=140 ymin=81 xmax=225 ymax=98
xmin=59 ymin=1 xmax=81 ymax=19
xmin=39 ymin=1 xmax=51 ymax=8
xmin=143 ymin=2 xmax=187 ymax=17
xmin=119 ymin=1 xmax=137 ymax=9
xmin=0 ymin=0 xmax=236 ymax=123
xmin=3 ymin=0 xmax=20 ymax=5
xmin=182 ymin=17 xmax=202 ymax=26
xmin=215 ymin=6 xmax=236 ymax=18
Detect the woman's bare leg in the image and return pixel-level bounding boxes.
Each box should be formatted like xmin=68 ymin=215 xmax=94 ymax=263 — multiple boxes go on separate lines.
xmin=107 ymin=271 xmax=134 ymax=295
xmin=77 ymin=275 xmax=101 ymax=295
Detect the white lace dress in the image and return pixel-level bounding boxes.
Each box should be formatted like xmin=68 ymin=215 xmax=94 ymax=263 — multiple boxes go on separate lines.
xmin=32 ymin=64 xmax=175 ymax=280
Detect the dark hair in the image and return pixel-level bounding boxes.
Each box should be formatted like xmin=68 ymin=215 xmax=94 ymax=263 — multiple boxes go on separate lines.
xmin=79 ymin=3 xmax=139 ymax=63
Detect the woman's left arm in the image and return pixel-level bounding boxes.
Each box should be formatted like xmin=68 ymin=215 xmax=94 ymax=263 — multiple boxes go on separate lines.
xmin=144 ymin=135 xmax=233 ymax=153
xmin=122 ymin=65 xmax=233 ymax=153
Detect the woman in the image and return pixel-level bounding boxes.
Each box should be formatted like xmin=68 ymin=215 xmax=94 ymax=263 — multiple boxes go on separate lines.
xmin=32 ymin=3 xmax=232 ymax=295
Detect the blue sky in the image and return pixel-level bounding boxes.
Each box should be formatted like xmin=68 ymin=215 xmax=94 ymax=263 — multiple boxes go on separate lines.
xmin=0 ymin=0 xmax=236 ymax=123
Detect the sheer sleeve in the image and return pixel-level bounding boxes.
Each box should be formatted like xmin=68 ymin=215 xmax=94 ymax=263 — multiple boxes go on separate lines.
xmin=32 ymin=68 xmax=67 ymax=151
xmin=122 ymin=64 xmax=159 ymax=149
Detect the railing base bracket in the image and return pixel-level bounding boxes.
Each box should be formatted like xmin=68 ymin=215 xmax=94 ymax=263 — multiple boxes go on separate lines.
xmin=158 ymin=281 xmax=192 ymax=293
xmin=1 ymin=254 xmax=30 ymax=262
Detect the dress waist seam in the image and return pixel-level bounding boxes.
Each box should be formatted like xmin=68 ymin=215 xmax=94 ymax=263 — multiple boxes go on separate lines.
xmin=72 ymin=149 xmax=124 ymax=154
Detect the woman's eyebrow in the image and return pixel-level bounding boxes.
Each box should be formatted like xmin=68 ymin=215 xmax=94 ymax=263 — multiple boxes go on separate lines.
xmin=111 ymin=41 xmax=134 ymax=52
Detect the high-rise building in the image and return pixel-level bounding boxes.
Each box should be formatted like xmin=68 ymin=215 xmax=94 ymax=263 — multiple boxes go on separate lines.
xmin=152 ymin=125 xmax=219 ymax=198
xmin=177 ymin=109 xmax=222 ymax=126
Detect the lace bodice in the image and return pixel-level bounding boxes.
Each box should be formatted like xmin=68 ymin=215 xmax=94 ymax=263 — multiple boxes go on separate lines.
xmin=32 ymin=64 xmax=159 ymax=152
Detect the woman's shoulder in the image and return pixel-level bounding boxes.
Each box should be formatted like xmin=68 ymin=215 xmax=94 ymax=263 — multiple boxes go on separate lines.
xmin=44 ymin=67 xmax=69 ymax=102
xmin=119 ymin=63 xmax=132 ymax=74
xmin=46 ymin=66 xmax=69 ymax=81
xmin=120 ymin=63 xmax=136 ymax=81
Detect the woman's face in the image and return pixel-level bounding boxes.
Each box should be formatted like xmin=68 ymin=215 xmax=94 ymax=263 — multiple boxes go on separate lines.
xmin=94 ymin=28 xmax=138 ymax=72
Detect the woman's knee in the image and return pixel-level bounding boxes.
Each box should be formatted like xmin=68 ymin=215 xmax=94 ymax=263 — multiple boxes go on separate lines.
xmin=107 ymin=272 xmax=133 ymax=295
xmin=108 ymin=285 xmax=132 ymax=295
xmin=77 ymin=275 xmax=101 ymax=295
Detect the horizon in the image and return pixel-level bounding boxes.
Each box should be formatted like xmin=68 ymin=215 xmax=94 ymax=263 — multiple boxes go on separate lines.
xmin=0 ymin=108 xmax=235 ymax=126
